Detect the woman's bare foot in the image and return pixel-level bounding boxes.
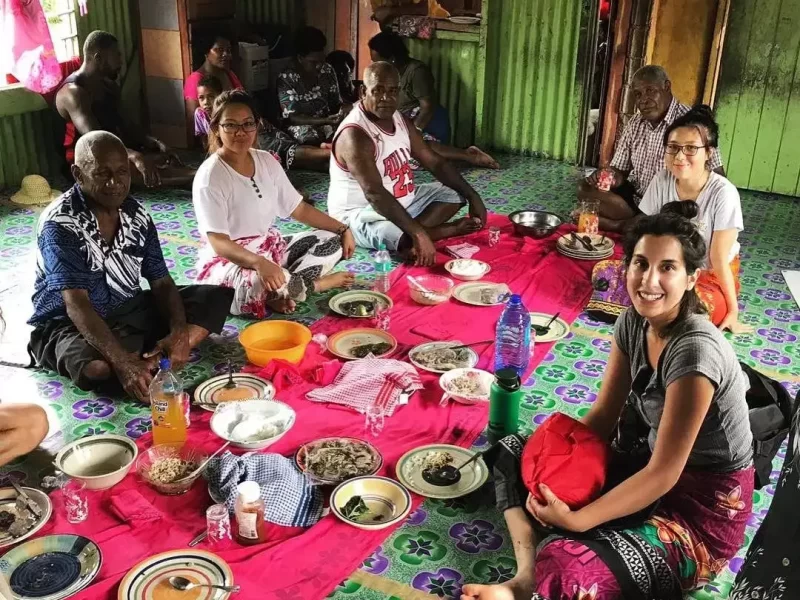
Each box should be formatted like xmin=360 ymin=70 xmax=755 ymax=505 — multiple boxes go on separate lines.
xmin=314 ymin=271 xmax=356 ymax=293
xmin=266 ymin=296 xmax=297 ymax=314
xmin=466 ymin=146 xmax=500 ymax=169
xmin=461 ymin=575 xmax=534 ymax=600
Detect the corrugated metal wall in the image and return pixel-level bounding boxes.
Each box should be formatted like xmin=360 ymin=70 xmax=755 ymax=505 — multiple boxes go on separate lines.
xmin=0 ymin=0 xmax=138 ymax=190
xmin=235 ymin=0 xmax=299 ymax=27
xmin=0 ymin=111 xmax=62 ymax=190
xmin=483 ymin=0 xmax=585 ymax=160
xmin=408 ymin=36 xmax=479 ymax=148
xmin=714 ymin=0 xmax=800 ymax=195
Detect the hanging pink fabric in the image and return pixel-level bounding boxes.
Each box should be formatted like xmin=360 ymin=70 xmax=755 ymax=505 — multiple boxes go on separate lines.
xmin=1 ymin=0 xmax=63 ymax=93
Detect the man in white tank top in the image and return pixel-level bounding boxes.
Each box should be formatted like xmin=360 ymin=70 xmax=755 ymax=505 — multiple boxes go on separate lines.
xmin=328 ymin=62 xmax=487 ymax=265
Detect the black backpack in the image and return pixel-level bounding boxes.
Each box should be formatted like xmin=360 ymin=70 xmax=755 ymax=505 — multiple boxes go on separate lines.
xmin=739 ymin=362 xmax=798 ymax=489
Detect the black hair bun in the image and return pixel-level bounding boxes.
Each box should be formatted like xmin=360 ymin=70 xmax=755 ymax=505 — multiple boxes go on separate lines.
xmin=661 ymin=200 xmax=699 ymax=220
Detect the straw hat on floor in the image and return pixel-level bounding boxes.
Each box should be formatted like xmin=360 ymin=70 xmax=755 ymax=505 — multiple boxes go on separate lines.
xmin=11 ymin=175 xmax=62 ymax=206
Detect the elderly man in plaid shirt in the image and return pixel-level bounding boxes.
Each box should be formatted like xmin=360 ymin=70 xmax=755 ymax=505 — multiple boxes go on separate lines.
xmin=580 ymin=65 xmax=724 ymax=232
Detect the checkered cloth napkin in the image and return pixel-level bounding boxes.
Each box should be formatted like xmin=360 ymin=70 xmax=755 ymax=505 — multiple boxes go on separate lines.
xmin=205 ymin=452 xmax=324 ymax=528
xmin=306 ymin=357 xmax=423 ymax=416
xmin=445 ymin=242 xmax=481 ymax=259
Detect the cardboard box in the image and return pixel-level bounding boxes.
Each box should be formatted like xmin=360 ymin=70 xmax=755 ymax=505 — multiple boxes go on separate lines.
xmin=238 ymin=43 xmax=270 ymax=92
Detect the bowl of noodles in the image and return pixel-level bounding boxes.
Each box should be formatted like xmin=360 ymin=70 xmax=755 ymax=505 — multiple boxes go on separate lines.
xmin=295 ymin=437 xmax=383 ymax=486
xmin=439 ymin=368 xmax=494 ymax=405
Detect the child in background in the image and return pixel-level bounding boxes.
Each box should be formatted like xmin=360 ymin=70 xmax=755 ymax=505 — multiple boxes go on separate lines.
xmin=195 ymin=74 xmax=223 ymax=147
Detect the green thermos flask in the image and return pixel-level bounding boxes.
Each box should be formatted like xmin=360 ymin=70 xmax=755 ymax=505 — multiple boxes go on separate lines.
xmin=487 ymin=368 xmax=522 ymax=444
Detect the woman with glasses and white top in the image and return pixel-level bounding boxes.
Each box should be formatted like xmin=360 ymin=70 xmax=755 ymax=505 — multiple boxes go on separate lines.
xmin=193 ymin=90 xmax=355 ymax=317
xmin=638 ymin=105 xmax=746 ymax=333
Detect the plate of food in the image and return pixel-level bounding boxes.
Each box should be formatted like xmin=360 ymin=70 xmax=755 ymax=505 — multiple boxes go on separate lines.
xmin=556 ymin=233 xmax=614 ymax=260
xmin=295 ymin=437 xmax=383 ymax=486
xmin=118 ymin=549 xmax=234 ymax=600
xmin=327 ymin=328 xmax=398 ymax=360
xmin=329 ymin=290 xmax=393 ymax=318
xmin=445 ymin=259 xmax=491 ymax=281
xmin=0 ymin=534 xmax=101 ymax=600
xmin=439 ymin=368 xmax=494 ymax=405
xmin=452 ymin=282 xmax=511 ymax=306
xmin=396 ymin=444 xmax=488 ymax=499
xmin=530 ymin=312 xmax=570 ymax=343
xmin=0 ymin=486 xmax=52 ymax=549
xmin=194 ymin=373 xmax=275 ymax=412
xmin=408 ymin=342 xmax=479 ymax=374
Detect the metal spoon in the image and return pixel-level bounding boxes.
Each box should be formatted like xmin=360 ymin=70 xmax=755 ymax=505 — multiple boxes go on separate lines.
xmin=223 ymin=359 xmax=236 ymax=389
xmin=449 ymin=340 xmax=494 ymax=351
xmin=172 ymin=441 xmax=231 ymax=484
xmin=169 ymin=576 xmax=241 ymax=594
xmin=421 ymin=451 xmax=484 ymax=487
xmin=532 ymin=312 xmax=561 ymax=336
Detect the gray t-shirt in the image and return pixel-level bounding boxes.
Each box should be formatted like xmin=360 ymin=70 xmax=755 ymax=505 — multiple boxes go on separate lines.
xmin=614 ymin=308 xmax=753 ymax=471
xmin=639 ymin=170 xmax=743 ymax=264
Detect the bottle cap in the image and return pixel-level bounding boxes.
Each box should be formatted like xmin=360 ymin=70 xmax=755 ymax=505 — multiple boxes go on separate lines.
xmin=237 ymin=481 xmax=261 ymax=504
xmin=508 ymin=294 xmax=522 ymax=305
xmin=159 ymin=358 xmax=170 ymax=371
xmin=495 ymin=368 xmax=521 ymax=390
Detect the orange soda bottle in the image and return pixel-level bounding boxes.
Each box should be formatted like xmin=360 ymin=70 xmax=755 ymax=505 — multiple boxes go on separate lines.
xmin=149 ymin=358 xmax=187 ymax=446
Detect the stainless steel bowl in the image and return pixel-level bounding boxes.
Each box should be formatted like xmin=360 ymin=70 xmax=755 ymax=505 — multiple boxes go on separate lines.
xmin=509 ymin=210 xmax=562 ymax=238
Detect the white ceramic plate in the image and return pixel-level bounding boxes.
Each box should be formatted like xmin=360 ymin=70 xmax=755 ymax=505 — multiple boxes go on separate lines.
xmin=557 ymin=246 xmax=613 ymax=261
xmin=452 ymin=282 xmax=510 ymax=306
xmin=326 ymin=328 xmax=398 ymax=360
xmin=194 ymin=373 xmax=275 ymax=412
xmin=408 ymin=341 xmax=479 ymax=374
xmin=530 ymin=312 xmax=570 ymax=343
xmin=396 ymin=444 xmax=488 ymax=499
xmin=0 ymin=487 xmax=52 ymax=550
xmin=556 ymin=233 xmax=614 ymax=254
xmin=117 ymin=549 xmax=234 ymax=600
xmin=439 ymin=368 xmax=494 ymax=405
xmin=448 ymin=16 xmax=481 ymax=24
xmin=330 ymin=476 xmax=412 ymax=531
xmin=329 ymin=290 xmax=393 ymax=318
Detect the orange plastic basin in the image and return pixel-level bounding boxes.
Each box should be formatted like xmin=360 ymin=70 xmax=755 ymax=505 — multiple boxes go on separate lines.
xmin=238 ymin=320 xmax=313 ymax=366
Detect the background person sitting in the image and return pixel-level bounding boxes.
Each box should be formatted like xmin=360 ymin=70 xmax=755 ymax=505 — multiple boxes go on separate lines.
xmin=27 ymin=132 xmax=233 ymax=403
xmin=55 ymin=31 xmax=194 ymax=189
xmin=329 ymin=62 xmax=487 ymax=266
xmin=194 ymin=74 xmax=224 ymax=147
xmin=579 ymin=65 xmax=724 ymax=232
xmin=193 ymin=91 xmax=355 ymax=317
xmin=639 ymin=106 xmax=746 ymax=333
xmin=184 ymin=32 xmax=243 ymax=130
xmin=277 ymin=27 xmax=351 ymax=146
xmin=326 ymin=50 xmax=359 ymax=104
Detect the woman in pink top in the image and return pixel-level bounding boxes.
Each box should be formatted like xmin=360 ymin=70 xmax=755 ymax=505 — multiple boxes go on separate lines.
xmin=184 ymin=33 xmax=243 ymax=128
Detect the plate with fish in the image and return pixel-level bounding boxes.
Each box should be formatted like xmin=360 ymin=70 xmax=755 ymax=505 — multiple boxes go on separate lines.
xmin=396 ymin=444 xmax=488 ymax=499
xmin=0 ymin=486 xmax=52 ymax=549
xmin=408 ymin=341 xmax=479 ymax=374
xmin=193 ymin=373 xmax=276 ymax=412
xmin=329 ymin=290 xmax=393 ymax=318
xmin=295 ymin=437 xmax=383 ymax=486
xmin=327 ymin=328 xmax=397 ymax=360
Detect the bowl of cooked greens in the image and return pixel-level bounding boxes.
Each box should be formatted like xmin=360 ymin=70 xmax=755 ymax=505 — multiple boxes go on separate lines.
xmin=331 ymin=476 xmax=412 ymax=531
xmin=295 ymin=437 xmax=383 ymax=486
xmin=408 ymin=341 xmax=479 ymax=374
xmin=329 ymin=290 xmax=393 ymax=318
xmin=326 ymin=328 xmax=397 ymax=360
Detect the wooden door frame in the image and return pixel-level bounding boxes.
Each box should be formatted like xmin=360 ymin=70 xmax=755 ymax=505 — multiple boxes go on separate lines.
xmin=599 ymin=0 xmax=633 ymax=165
xmin=702 ymin=0 xmax=731 ymax=106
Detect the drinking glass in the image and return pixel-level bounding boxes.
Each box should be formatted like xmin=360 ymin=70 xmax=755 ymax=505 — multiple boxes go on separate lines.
xmin=206 ymin=503 xmax=232 ymax=546
xmin=577 ymin=200 xmax=599 ymax=235
xmin=372 ymin=303 xmax=391 ymax=331
xmin=488 ymin=227 xmax=501 ymax=247
xmin=63 ymin=480 xmax=88 ymax=524
xmin=365 ymin=402 xmax=385 ymax=438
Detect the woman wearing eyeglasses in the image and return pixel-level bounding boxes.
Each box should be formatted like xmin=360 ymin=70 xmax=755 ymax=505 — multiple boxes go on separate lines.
xmin=637 ymin=105 xmax=747 ymax=333
xmin=192 ymin=90 xmax=355 ymax=317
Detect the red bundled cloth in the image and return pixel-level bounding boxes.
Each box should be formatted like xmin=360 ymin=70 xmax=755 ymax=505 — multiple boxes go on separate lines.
xmin=522 ymin=413 xmax=610 ymax=510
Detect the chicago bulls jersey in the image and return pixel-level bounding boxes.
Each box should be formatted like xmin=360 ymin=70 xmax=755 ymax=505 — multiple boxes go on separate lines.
xmin=328 ymin=103 xmax=416 ymax=219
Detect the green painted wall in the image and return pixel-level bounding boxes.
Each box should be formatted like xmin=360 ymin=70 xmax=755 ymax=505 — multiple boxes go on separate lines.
xmin=482 ymin=0 xmax=585 ymax=160
xmin=0 ymin=0 xmax=139 ymax=190
xmin=715 ymin=0 xmax=800 ymax=195
xmin=408 ymin=33 xmax=481 ymax=148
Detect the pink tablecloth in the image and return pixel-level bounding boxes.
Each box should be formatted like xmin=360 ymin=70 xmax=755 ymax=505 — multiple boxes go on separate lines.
xmin=42 ymin=216 xmax=611 ymax=599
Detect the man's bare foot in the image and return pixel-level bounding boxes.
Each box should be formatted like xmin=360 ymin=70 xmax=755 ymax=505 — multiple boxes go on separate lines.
xmin=266 ymin=296 xmax=297 ymax=314
xmin=314 ymin=271 xmax=356 ymax=293
xmin=453 ymin=216 xmax=483 ymax=236
xmin=466 ymin=146 xmax=500 ymax=169
xmin=461 ymin=575 xmax=534 ymax=600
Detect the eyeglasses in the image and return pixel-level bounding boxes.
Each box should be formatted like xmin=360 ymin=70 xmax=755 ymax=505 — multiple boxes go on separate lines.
xmin=220 ymin=121 xmax=257 ymax=134
xmin=665 ymin=143 xmax=707 ymax=156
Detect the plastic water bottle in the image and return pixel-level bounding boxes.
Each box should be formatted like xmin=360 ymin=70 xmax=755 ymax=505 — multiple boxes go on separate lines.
xmin=493 ymin=294 xmax=532 ymax=376
xmin=150 ymin=358 xmax=187 ymax=446
xmin=373 ymin=244 xmax=392 ymax=293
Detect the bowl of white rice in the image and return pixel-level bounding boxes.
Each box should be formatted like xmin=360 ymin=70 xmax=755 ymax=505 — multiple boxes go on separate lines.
xmin=439 ymin=368 xmax=494 ymax=405
xmin=210 ymin=399 xmax=295 ymax=450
